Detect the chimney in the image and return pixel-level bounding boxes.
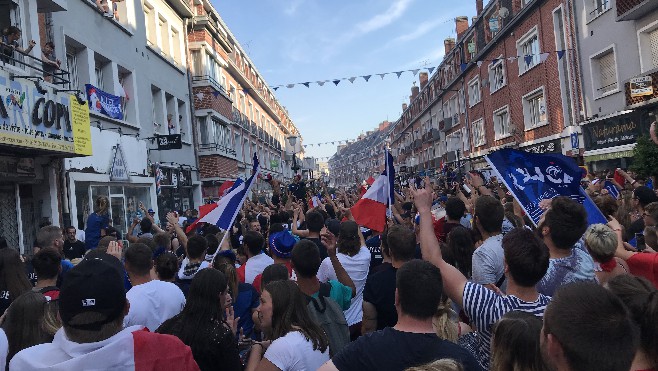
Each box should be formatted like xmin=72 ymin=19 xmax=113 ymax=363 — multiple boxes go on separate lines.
xmin=411 ymin=85 xmax=420 ymax=101
xmin=402 ymin=103 xmax=408 ymax=111
xmin=419 ymin=72 xmax=429 ymax=90
xmin=472 ymin=16 xmax=478 ymax=25
xmin=444 ymin=37 xmax=456 ymax=55
xmin=476 ymin=0 xmax=483 ymax=16
xmin=455 ymin=16 xmax=469 ymax=41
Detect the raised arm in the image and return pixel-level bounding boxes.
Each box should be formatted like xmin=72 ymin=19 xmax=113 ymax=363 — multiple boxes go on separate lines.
xmin=321 ymin=230 xmax=356 ymax=298
xmin=166 ymin=212 xmax=188 ymax=251
xmin=411 ymin=178 xmax=468 ymax=307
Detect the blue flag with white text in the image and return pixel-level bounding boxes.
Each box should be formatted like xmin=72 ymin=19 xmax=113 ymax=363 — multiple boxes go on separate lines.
xmin=485 ymin=149 xmax=607 ymax=226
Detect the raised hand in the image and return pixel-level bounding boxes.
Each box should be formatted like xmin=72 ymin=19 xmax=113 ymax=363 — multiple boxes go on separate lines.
xmin=410 ymin=177 xmax=433 ymax=213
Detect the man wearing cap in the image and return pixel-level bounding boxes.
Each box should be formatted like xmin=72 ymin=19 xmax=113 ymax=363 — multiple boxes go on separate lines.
xmin=252 ymin=224 xmax=297 ymax=292
xmin=9 ymin=256 xmax=199 ymax=371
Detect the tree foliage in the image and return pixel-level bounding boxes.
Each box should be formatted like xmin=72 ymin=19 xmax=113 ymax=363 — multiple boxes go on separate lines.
xmin=631 ymin=136 xmax=658 ymax=178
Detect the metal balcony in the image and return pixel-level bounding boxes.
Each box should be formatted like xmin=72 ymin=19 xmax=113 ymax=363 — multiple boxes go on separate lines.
xmin=617 ymin=0 xmax=658 ymax=20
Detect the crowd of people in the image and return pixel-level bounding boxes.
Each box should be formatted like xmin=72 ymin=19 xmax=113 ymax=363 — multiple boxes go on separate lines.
xmin=0 ymin=169 xmax=657 ymax=371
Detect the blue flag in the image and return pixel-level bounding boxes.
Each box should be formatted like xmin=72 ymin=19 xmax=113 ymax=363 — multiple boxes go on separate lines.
xmin=604 ymin=180 xmax=620 ymax=199
xmin=85 ymin=84 xmax=123 ymax=120
xmin=485 ymin=149 xmax=607 ymax=226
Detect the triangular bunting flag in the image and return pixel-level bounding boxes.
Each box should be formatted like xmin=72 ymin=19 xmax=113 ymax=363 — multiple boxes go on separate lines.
xmin=378 ymin=73 xmax=387 ymax=79
xmin=395 ymin=71 xmax=403 ymax=78
xmin=427 ymin=67 xmax=436 ymax=74
xmin=477 ymin=61 xmax=483 ymax=67
xmin=286 ymin=84 xmax=295 ymax=88
xmin=302 ymin=82 xmax=310 ymax=88
xmin=492 ymin=58 xmax=499 ymax=65
xmin=331 ymin=142 xmax=335 ymax=145
xmin=333 ymin=79 xmax=341 ymax=86
xmin=273 ymin=87 xmax=279 ymax=91
xmin=507 ymin=56 xmax=517 ymax=62
xmin=412 ymin=69 xmax=420 ymax=76
xmin=317 ymin=81 xmax=326 ymax=86
xmin=460 ymin=63 xmax=468 ymax=72
xmin=363 ymin=75 xmax=372 ymax=82
xmin=524 ymin=55 xmax=533 ymax=66
xmin=243 ymin=89 xmax=249 ymax=95
xmin=212 ymin=90 xmax=220 ymax=98
xmin=195 ymin=92 xmax=204 ymax=101
xmin=540 ymin=53 xmax=550 ymax=63
xmin=557 ymin=50 xmax=566 ymax=60
xmin=348 ymin=77 xmax=357 ymax=83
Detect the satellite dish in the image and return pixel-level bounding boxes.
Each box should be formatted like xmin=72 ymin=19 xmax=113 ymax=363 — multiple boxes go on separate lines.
xmin=499 ymin=7 xmax=510 ymax=18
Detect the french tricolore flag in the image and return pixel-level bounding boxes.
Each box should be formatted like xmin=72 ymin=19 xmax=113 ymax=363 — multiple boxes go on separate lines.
xmin=197 ymin=153 xmax=260 ymax=230
xmin=350 ymin=151 xmax=395 ymax=232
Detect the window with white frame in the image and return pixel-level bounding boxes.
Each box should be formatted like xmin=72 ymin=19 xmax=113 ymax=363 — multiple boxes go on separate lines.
xmin=190 ymin=50 xmax=202 ymax=76
xmin=171 ymin=28 xmax=181 ymax=65
xmin=199 ymin=116 xmax=210 ymax=144
xmin=459 ymin=89 xmax=465 ymax=113
xmin=493 ymin=106 xmax=512 ymax=139
xmin=517 ymin=27 xmax=541 ymax=74
xmin=523 ymin=87 xmax=548 ymax=129
xmin=158 ymin=16 xmax=169 ymax=55
xmin=94 ymin=62 xmax=105 ymax=90
xmin=177 ymin=99 xmax=190 ymax=141
xmin=588 ymin=0 xmax=610 ymax=20
xmin=450 ymin=96 xmax=460 ymax=125
xmin=144 ymin=4 xmax=156 ymax=46
xmin=638 ymin=25 xmax=658 ymax=72
xmin=590 ymin=47 xmax=618 ymax=97
xmin=468 ymin=77 xmax=481 ymax=106
xmin=471 ymin=118 xmax=486 ymax=147
xmin=66 ymin=47 xmax=79 ymax=90
xmin=489 ymin=59 xmax=506 ymax=92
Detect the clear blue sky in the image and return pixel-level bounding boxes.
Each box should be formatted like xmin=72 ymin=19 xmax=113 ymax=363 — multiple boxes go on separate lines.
xmin=213 ymin=0 xmax=476 ymax=161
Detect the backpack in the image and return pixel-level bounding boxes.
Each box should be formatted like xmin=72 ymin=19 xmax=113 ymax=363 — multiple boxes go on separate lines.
xmin=305 ymin=282 xmax=350 ymax=357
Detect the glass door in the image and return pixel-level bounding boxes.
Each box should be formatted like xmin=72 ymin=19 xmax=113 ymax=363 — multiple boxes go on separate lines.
xmin=110 ymin=196 xmax=127 ymax=239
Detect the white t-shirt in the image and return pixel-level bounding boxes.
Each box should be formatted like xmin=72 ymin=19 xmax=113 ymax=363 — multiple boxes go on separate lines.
xmin=317 ymin=247 xmax=371 ymax=325
xmin=0 ymin=328 xmax=7 ymax=371
xmin=124 ymin=280 xmax=186 ymax=331
xmin=245 ymin=253 xmax=274 ymax=285
xmin=265 ymin=331 xmax=330 ymax=371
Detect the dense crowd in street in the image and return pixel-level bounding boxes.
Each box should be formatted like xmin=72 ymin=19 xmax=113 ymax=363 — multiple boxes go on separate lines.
xmin=0 ymin=169 xmax=657 ymax=371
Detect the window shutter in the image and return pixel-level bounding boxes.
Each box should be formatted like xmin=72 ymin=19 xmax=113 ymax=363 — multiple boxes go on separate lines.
xmin=598 ymin=52 xmax=617 ymax=93
xmin=649 ymin=28 xmax=658 ymax=70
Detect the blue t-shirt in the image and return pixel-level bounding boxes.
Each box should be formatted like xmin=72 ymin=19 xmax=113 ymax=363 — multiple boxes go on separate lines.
xmin=536 ymin=241 xmax=596 ymax=296
xmin=234 ymin=282 xmax=260 ymax=340
xmin=84 ymin=213 xmax=110 ymax=250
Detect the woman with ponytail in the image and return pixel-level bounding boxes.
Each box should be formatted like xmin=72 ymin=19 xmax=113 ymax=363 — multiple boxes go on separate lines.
xmin=433 ymin=294 xmax=470 ymax=343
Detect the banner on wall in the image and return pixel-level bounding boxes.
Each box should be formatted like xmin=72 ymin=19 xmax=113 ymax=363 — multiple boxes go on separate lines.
xmin=85 ymin=84 xmax=123 ymax=120
xmin=0 ymin=72 xmax=91 ymax=155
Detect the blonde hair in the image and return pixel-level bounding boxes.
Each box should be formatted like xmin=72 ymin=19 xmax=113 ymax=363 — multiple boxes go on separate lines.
xmin=432 ymin=296 xmax=458 ymax=343
xmin=584 ymin=224 xmax=617 ymax=263
xmin=405 ymin=359 xmax=464 ymax=371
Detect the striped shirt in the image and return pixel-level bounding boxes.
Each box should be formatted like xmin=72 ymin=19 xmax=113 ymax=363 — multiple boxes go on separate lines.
xmin=461 ymin=282 xmax=551 ymax=369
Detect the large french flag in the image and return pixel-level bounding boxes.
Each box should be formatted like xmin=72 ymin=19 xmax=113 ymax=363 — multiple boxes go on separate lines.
xmin=185 ymin=179 xmax=244 ymax=233
xmin=197 ymin=154 xmax=260 ymax=230
xmin=350 ymin=151 xmax=395 ymax=232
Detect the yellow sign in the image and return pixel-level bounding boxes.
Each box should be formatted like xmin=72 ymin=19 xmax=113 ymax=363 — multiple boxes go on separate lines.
xmin=630 ymin=76 xmax=653 ymax=98
xmin=70 ymin=95 xmax=92 ymax=155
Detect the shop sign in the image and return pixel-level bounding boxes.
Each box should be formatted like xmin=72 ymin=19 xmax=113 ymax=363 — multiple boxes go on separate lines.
xmin=583 ymin=112 xmax=647 ymax=151
xmin=521 ymin=139 xmax=562 ymax=155
xmin=156 ymin=134 xmax=182 ymax=150
xmin=0 ymin=156 xmax=35 ymax=177
xmin=179 ymin=169 xmax=192 ymax=187
xmin=270 ymin=159 xmax=279 ymax=168
xmin=630 ymin=76 xmax=653 ymax=98
xmin=109 ymin=144 xmax=129 ymax=181
xmin=584 ymin=150 xmax=635 ymax=163
xmin=0 ymin=73 xmax=91 ymax=155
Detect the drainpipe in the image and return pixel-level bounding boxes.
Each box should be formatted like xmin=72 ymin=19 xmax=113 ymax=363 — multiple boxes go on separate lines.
xmin=183 ymin=17 xmax=202 ymax=203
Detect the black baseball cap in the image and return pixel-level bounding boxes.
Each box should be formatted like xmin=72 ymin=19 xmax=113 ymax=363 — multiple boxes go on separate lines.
xmin=59 ymin=257 xmax=126 ymax=330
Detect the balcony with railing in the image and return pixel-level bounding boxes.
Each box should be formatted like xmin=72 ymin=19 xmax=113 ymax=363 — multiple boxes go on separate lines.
xmin=0 ymin=43 xmax=72 ymax=88
xmin=617 ymin=0 xmax=658 ymax=20
xmin=198 ymin=142 xmax=237 ymax=157
xmin=192 ymin=75 xmax=230 ymax=100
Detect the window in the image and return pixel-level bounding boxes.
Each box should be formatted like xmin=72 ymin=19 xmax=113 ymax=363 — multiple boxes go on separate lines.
xmin=190 ymin=50 xmax=202 ymax=76
xmin=171 ymin=28 xmax=181 ymax=65
xmin=489 ymin=58 xmax=506 ymax=93
xmin=144 ymin=4 xmax=156 ymax=46
xmin=94 ymin=62 xmax=104 ymax=90
xmin=178 ymin=100 xmax=189 ymax=142
xmin=151 ymin=86 xmax=165 ymax=134
xmin=158 ymin=16 xmax=169 ymax=55
xmin=638 ymin=25 xmax=658 ymax=72
xmin=517 ymin=27 xmax=541 ymax=74
xmin=471 ymin=118 xmax=485 ymax=147
xmin=66 ymin=48 xmax=79 ymax=90
xmin=589 ymin=0 xmax=610 ymax=19
xmin=493 ymin=106 xmax=512 ymax=139
xmin=650 ymin=28 xmax=658 ymax=70
xmin=118 ymin=68 xmax=133 ymax=122
xmin=590 ymin=47 xmax=618 ymax=97
xmin=468 ymin=77 xmax=481 ymax=106
xmin=459 ymin=89 xmax=465 ymax=113
xmin=199 ymin=116 xmax=210 ymax=144
xmin=235 ymin=133 xmax=242 ymax=159
xmin=523 ymin=88 xmax=548 ymax=129
xmin=466 ymin=38 xmax=476 ymax=60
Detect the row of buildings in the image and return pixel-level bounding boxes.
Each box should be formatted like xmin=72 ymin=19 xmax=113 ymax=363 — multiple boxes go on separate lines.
xmin=330 ymin=0 xmax=658 ymax=187
xmin=0 ymin=0 xmax=307 ymax=253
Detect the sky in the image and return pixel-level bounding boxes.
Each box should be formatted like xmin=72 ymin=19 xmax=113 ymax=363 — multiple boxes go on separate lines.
xmin=213 ymin=0 xmax=477 ymax=161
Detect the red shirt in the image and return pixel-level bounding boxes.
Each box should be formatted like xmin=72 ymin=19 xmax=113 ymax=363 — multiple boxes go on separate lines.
xmin=626 ymin=252 xmax=658 ymax=288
